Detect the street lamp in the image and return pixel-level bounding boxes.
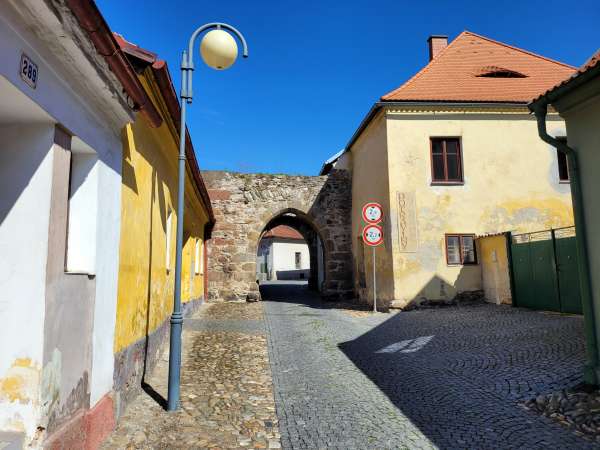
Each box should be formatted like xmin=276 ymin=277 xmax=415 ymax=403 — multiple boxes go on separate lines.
xmin=168 ymin=23 xmax=248 ymax=412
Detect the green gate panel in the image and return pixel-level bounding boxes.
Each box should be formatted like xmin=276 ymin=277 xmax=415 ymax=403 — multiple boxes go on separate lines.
xmin=555 ymin=236 xmax=583 ymax=314
xmin=511 ymin=243 xmax=534 ymax=309
xmin=529 ymin=240 xmax=561 ymax=312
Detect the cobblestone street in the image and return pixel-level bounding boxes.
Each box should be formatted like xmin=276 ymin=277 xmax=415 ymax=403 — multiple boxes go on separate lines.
xmin=102 ymin=282 xmax=596 ymax=449
xmin=101 ymin=302 xmax=280 ymax=449
xmin=263 ymin=282 xmax=596 ymax=449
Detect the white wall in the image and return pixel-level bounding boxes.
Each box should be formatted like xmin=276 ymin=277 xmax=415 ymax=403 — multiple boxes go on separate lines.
xmin=0 ymin=124 xmax=55 ymax=436
xmin=272 ymin=241 xmax=310 ymax=271
xmin=0 ymin=3 xmax=131 ymax=415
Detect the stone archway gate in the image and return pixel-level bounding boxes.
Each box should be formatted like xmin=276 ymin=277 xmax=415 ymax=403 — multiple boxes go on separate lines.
xmin=202 ymin=170 xmax=353 ymax=301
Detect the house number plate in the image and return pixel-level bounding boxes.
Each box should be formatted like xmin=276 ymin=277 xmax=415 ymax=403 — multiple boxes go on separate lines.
xmin=20 ymin=53 xmax=38 ymax=89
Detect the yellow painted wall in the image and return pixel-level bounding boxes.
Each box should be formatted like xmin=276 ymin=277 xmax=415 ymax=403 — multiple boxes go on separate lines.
xmin=350 ymin=112 xmax=395 ymax=303
xmin=382 ymin=106 xmax=573 ymax=305
xmin=478 ymin=235 xmax=512 ymax=305
xmin=114 ymin=71 xmax=209 ymax=354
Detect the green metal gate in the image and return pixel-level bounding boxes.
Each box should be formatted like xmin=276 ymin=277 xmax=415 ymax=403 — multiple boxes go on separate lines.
xmin=510 ymin=227 xmax=582 ymax=314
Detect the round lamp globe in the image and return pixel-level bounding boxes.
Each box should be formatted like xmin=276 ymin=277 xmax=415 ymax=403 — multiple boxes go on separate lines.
xmin=200 ymin=29 xmax=238 ymax=70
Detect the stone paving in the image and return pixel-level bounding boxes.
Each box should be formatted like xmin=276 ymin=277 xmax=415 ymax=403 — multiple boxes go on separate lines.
xmin=262 ymin=282 xmax=597 ymax=449
xmin=100 ymin=302 xmax=280 ymax=449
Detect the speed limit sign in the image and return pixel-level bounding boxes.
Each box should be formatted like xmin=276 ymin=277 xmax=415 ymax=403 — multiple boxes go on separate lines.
xmin=362 ymin=202 xmax=383 ymax=224
xmin=363 ymin=224 xmax=383 ymax=247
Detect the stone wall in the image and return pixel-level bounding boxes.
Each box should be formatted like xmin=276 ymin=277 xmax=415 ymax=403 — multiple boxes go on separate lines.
xmin=202 ymin=170 xmax=353 ymax=301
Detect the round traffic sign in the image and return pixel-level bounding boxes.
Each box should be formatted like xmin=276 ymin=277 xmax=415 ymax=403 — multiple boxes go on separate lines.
xmin=362 ymin=202 xmax=383 ymax=224
xmin=363 ymin=224 xmax=383 ymax=246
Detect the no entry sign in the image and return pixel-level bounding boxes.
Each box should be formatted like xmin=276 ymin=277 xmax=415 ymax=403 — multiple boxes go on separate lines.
xmin=363 ymin=224 xmax=383 ymax=247
xmin=362 ymin=202 xmax=383 ymax=224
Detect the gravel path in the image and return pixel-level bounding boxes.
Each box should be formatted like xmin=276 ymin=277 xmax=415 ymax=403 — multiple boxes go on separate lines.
xmin=262 ymin=282 xmax=596 ymax=450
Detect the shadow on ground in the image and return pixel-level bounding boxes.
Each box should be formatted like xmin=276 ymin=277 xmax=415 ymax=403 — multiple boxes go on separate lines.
xmin=261 ymin=282 xmax=593 ymax=449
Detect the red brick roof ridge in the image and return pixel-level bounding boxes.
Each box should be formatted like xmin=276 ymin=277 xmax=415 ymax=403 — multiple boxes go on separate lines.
xmin=381 ymin=30 xmax=576 ymax=102
xmin=463 ymin=31 xmax=576 ymax=70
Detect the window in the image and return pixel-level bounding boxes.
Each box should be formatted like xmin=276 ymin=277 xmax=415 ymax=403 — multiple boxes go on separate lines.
xmin=295 ymin=252 xmax=301 ymax=269
xmin=430 ymin=138 xmax=463 ymax=184
xmin=165 ymin=209 xmax=173 ymax=271
xmin=195 ymin=239 xmax=204 ymax=275
xmin=445 ymin=234 xmax=477 ymax=265
xmin=556 ymin=138 xmax=569 ymax=182
xmin=66 ymin=137 xmax=98 ymax=274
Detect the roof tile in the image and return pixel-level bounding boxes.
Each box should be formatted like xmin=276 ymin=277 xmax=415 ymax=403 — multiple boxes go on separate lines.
xmin=382 ymin=31 xmax=575 ymax=103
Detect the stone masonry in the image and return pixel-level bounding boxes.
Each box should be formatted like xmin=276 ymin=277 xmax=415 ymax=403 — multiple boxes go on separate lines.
xmin=202 ymin=170 xmax=352 ymax=301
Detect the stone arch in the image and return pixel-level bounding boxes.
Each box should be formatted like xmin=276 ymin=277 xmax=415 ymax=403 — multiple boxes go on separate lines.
xmin=202 ymin=170 xmax=353 ymax=302
xmin=255 ymin=208 xmax=327 ymax=291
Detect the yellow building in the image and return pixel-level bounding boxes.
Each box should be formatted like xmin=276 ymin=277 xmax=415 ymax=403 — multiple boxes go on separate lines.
xmin=333 ymin=32 xmax=576 ymax=307
xmin=112 ymin=35 xmax=214 ymax=415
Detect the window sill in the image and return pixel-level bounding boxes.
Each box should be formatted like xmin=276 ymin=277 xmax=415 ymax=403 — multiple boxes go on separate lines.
xmin=559 ymin=180 xmax=571 ymax=184
xmin=431 ymin=181 xmax=464 ymax=186
xmin=447 ymin=263 xmax=478 ymax=267
xmin=65 ymin=271 xmax=96 ymax=279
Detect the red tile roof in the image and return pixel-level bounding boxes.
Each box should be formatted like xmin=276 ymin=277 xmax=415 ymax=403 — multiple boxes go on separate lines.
xmin=262 ymin=225 xmax=304 ymax=240
xmin=530 ymin=48 xmax=600 ymax=104
xmin=382 ymin=31 xmax=575 ymax=103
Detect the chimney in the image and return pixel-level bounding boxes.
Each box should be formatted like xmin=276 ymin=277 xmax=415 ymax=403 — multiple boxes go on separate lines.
xmin=427 ymin=35 xmax=448 ymax=61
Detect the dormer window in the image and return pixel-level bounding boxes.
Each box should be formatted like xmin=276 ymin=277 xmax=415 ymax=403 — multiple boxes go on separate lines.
xmin=475 ymin=66 xmax=527 ymax=78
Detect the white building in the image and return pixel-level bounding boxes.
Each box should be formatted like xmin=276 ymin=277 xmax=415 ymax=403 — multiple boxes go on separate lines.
xmin=257 ymin=225 xmax=310 ymax=281
xmin=0 ymin=1 xmax=159 ymax=448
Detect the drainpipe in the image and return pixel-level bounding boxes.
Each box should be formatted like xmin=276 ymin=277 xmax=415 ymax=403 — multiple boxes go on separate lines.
xmin=532 ymin=104 xmax=599 ymax=385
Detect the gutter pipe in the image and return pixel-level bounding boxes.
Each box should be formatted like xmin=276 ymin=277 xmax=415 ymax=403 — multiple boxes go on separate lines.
xmin=532 ymin=103 xmax=599 ymax=385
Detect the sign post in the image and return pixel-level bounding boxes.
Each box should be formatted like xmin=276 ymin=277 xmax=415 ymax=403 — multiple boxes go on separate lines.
xmin=362 ymin=203 xmax=383 ymax=312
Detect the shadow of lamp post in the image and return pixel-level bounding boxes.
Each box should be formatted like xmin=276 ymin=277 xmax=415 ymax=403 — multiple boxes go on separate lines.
xmin=168 ymin=23 xmax=248 ymax=412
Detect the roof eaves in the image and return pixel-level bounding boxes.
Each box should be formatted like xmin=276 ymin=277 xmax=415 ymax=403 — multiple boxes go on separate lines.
xmin=529 ymin=50 xmax=600 ymax=109
xmin=65 ymin=0 xmax=162 ymax=128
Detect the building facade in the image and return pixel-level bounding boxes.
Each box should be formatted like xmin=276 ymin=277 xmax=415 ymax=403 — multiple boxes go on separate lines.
xmin=529 ymin=50 xmax=600 ymax=383
xmin=111 ymin=35 xmax=214 ymax=417
xmin=0 ymin=1 xmax=145 ymax=448
xmin=339 ymin=32 xmax=576 ymax=307
xmin=257 ymin=225 xmax=310 ymax=281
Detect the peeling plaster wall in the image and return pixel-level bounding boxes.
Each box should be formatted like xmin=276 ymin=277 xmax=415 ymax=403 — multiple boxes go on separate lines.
xmin=112 ymin=82 xmax=209 ymax=413
xmin=42 ymin=143 xmax=96 ymax=434
xmin=114 ymin=83 xmax=209 ymax=355
xmin=384 ymin=107 xmax=573 ymax=306
xmin=0 ymin=2 xmax=131 ymax=445
xmin=0 ymin=125 xmax=55 ymax=438
xmin=350 ymin=112 xmax=395 ymax=304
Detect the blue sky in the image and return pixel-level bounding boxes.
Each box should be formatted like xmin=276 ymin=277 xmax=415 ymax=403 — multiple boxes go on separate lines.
xmin=97 ymin=0 xmax=600 ymax=175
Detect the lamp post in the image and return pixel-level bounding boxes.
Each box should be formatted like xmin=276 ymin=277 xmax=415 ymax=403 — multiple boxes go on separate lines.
xmin=168 ymin=23 xmax=248 ymax=412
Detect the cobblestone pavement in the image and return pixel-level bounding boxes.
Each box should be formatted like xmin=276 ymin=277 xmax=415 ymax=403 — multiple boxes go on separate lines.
xmin=261 ymin=282 xmax=596 ymax=450
xmin=101 ymin=302 xmax=280 ymax=449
